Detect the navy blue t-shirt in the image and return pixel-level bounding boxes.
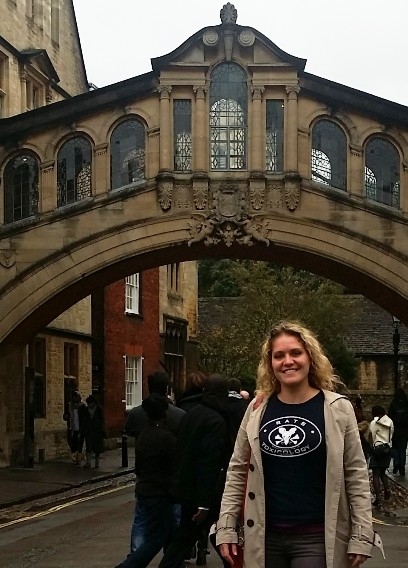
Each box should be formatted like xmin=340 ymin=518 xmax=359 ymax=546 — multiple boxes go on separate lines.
xmin=259 ymin=390 xmax=326 ymax=528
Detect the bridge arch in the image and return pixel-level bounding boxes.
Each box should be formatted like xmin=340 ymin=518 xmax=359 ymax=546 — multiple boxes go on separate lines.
xmin=2 ymin=211 xmax=407 ymax=350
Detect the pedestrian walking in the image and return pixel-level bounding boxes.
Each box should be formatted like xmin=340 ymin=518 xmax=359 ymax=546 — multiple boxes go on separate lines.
xmin=125 ymin=371 xmax=185 ymax=554
xmin=63 ymin=390 xmax=86 ymax=464
xmin=157 ymin=374 xmax=234 ymax=568
xmin=368 ymin=405 xmax=394 ymax=506
xmin=388 ymin=387 xmax=408 ymax=476
xmin=176 ymin=371 xmax=206 ymax=412
xmin=81 ymin=395 xmax=105 ymax=469
xmin=353 ymin=395 xmax=371 ymax=461
xmin=114 ymin=394 xmax=177 ymax=568
xmin=216 ymin=320 xmax=378 ymax=568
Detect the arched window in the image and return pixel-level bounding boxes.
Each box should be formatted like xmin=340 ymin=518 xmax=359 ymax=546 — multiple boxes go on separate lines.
xmin=365 ymin=137 xmax=400 ymax=208
xmin=311 ymin=120 xmax=347 ymax=190
xmin=210 ymin=63 xmax=247 ymax=170
xmin=4 ymin=153 xmax=39 ymax=223
xmin=110 ymin=119 xmax=145 ymax=189
xmin=57 ymin=137 xmax=92 ymax=207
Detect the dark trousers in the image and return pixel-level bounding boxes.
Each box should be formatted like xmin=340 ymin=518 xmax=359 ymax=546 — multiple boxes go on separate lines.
xmin=265 ymin=531 xmax=326 ymax=568
xmin=392 ymin=438 xmax=408 ymax=473
xmin=68 ymin=430 xmax=83 ymax=453
xmin=115 ymin=496 xmax=174 ymax=568
xmin=158 ymin=504 xmax=228 ymax=568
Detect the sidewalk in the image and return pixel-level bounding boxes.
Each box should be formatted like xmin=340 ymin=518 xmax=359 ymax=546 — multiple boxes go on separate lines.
xmin=0 ymin=445 xmax=135 ymax=509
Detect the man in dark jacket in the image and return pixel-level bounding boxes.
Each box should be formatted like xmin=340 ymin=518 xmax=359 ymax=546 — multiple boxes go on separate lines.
xmin=157 ymin=374 xmax=234 ymax=568
xmin=115 ymin=394 xmax=177 ymax=568
xmin=125 ymin=371 xmax=185 ymax=553
xmin=125 ymin=372 xmax=185 ymax=439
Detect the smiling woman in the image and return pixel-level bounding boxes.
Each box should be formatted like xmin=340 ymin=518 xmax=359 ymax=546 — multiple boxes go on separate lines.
xmin=216 ymin=321 xmax=382 ymax=568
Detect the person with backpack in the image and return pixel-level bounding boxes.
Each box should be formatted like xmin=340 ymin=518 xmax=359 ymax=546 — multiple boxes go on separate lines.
xmin=388 ymin=387 xmax=408 ymax=476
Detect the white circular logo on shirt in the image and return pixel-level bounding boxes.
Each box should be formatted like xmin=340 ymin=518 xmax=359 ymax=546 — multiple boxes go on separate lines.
xmin=260 ymin=416 xmax=322 ymax=457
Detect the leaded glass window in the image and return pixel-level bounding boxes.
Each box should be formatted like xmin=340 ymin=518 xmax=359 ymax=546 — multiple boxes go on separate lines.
xmin=210 ymin=63 xmax=247 ymax=170
xmin=4 ymin=153 xmax=39 ymax=223
xmin=311 ymin=150 xmax=330 ymax=185
xmin=266 ymin=100 xmax=284 ymax=172
xmin=174 ymin=100 xmax=192 ymax=171
xmin=110 ymin=119 xmax=145 ymax=189
xmin=311 ymin=120 xmax=347 ymax=190
xmin=57 ymin=137 xmax=92 ymax=207
xmin=364 ymin=138 xmax=400 ymax=208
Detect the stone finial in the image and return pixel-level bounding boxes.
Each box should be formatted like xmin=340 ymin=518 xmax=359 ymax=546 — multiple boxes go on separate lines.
xmin=220 ymin=2 xmax=237 ymax=24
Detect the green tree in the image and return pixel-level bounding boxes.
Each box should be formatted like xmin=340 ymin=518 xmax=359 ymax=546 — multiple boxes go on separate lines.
xmin=198 ymin=261 xmax=360 ymax=386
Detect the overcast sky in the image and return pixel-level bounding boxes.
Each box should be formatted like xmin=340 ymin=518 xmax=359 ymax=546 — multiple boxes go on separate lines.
xmin=72 ymin=0 xmax=408 ymax=107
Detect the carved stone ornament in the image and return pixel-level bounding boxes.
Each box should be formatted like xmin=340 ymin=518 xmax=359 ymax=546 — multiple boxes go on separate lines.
xmin=0 ymin=250 xmax=16 ymax=268
xmin=158 ymin=179 xmax=173 ymax=211
xmin=220 ymin=2 xmax=238 ymax=24
xmin=173 ymin=185 xmax=191 ymax=209
xmin=285 ymin=179 xmax=301 ymax=211
xmin=267 ymin=182 xmax=284 ymax=210
xmin=238 ymin=29 xmax=255 ymax=46
xmin=249 ymin=180 xmax=265 ymax=210
xmin=203 ymin=29 xmax=219 ymax=46
xmin=193 ymin=179 xmax=209 ymax=210
xmin=188 ymin=182 xmax=271 ymax=247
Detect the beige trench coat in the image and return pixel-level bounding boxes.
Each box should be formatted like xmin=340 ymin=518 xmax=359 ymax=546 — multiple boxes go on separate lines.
xmin=216 ymin=390 xmax=375 ymax=568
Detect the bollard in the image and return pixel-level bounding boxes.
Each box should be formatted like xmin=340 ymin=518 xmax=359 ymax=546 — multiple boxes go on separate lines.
xmin=121 ymin=430 xmax=128 ymax=468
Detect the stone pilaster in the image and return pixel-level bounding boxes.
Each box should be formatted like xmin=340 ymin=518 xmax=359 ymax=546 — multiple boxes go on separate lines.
xmin=250 ymin=85 xmax=265 ymax=174
xmin=20 ymin=70 xmax=27 ymax=113
xmin=39 ymin=160 xmax=56 ymax=213
xmin=285 ymin=85 xmax=300 ymax=172
xmin=158 ymin=85 xmax=172 ymax=172
xmin=94 ymin=143 xmax=108 ymax=196
xmin=349 ymin=145 xmax=364 ymax=197
xmin=193 ymin=85 xmax=208 ymax=173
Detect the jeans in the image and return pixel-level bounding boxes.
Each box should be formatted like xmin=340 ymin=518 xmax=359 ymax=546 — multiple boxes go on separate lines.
xmin=130 ymin=499 xmax=181 ymax=553
xmin=116 ymin=495 xmax=174 ymax=568
xmin=265 ymin=531 xmax=326 ymax=568
xmin=158 ymin=504 xmax=229 ymax=568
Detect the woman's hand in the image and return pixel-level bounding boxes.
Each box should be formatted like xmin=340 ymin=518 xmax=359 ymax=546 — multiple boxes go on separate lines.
xmin=219 ymin=543 xmax=239 ymax=566
xmin=348 ymin=553 xmax=369 ymax=567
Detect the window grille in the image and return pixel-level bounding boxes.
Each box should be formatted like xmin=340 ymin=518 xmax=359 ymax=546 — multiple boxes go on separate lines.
xmin=57 ymin=137 xmax=92 ymax=207
xmin=210 ymin=63 xmax=247 ymax=170
xmin=311 ymin=120 xmax=347 ymax=190
xmin=266 ymin=100 xmax=284 ymax=172
xmin=110 ymin=119 xmax=145 ymax=189
xmin=364 ymin=138 xmax=400 ymax=208
xmin=4 ymin=154 xmax=39 ymax=223
xmin=174 ymin=100 xmax=192 ymax=171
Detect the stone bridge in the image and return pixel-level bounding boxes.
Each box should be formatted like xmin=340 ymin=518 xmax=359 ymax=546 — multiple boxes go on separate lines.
xmin=1 ymin=2 xmax=408 ymax=465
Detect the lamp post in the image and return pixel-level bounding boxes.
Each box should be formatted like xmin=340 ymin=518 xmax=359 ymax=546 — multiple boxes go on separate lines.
xmin=392 ymin=315 xmax=401 ymax=392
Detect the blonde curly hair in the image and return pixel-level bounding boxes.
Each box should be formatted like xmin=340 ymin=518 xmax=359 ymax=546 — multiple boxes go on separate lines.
xmin=256 ymin=320 xmax=343 ymax=397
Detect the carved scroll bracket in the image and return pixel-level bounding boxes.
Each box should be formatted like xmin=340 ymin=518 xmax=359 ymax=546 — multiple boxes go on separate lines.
xmin=284 ymin=173 xmax=302 ymax=211
xmin=157 ymin=174 xmax=174 ymax=211
xmin=192 ymin=176 xmax=209 ymax=210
